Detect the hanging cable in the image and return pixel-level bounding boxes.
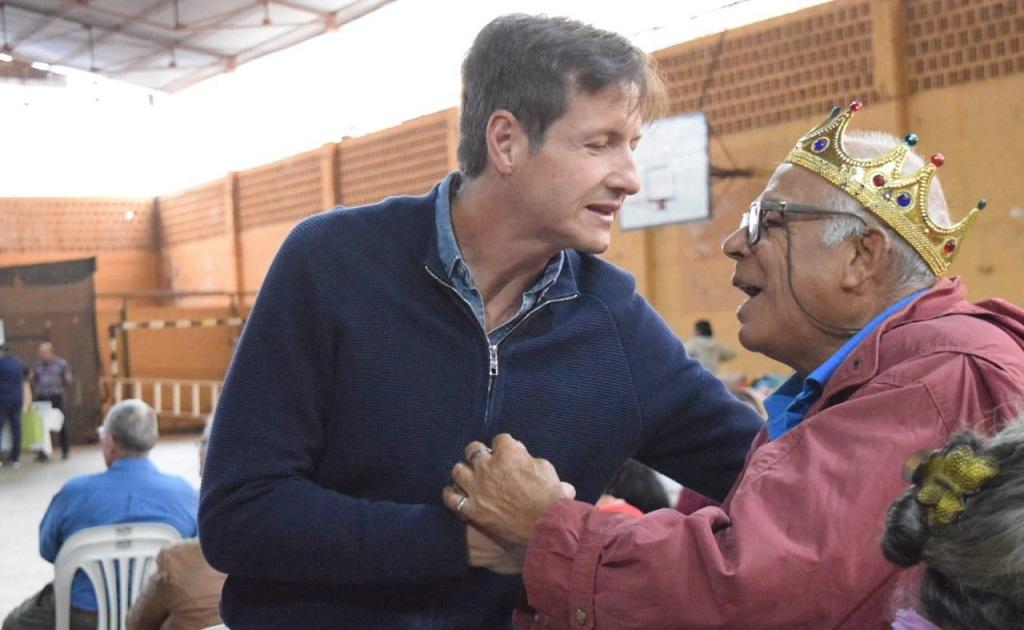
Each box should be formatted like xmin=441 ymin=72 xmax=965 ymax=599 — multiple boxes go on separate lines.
xmin=697 ymin=29 xmax=741 ymax=173
xmin=87 ymin=25 xmax=96 ymax=71
xmin=1 ymin=2 xmax=10 ymax=52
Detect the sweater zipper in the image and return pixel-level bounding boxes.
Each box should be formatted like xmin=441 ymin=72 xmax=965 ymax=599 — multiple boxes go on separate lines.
xmin=425 ymin=266 xmax=578 ymax=433
xmin=481 ymin=293 xmax=578 ymax=433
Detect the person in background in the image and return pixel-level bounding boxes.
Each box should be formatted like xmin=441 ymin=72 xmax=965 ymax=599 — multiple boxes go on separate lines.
xmin=2 ymin=400 xmax=197 ymax=630
xmin=683 ymin=319 xmax=737 ymax=374
xmin=728 ymin=386 xmax=767 ymax=418
xmin=750 ymin=372 xmax=784 ymax=401
xmin=883 ymin=419 xmax=1024 ymax=630
xmin=0 ymin=342 xmax=27 ymax=468
xmin=30 ymin=342 xmax=73 ymax=460
xmin=127 ymin=416 xmax=226 ymax=630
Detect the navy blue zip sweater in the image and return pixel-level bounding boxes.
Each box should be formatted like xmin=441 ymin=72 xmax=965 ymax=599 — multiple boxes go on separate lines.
xmin=199 ymin=182 xmax=763 ymax=629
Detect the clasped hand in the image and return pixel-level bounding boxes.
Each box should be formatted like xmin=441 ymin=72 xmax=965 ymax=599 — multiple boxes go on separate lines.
xmin=444 ymin=434 xmax=575 ymax=573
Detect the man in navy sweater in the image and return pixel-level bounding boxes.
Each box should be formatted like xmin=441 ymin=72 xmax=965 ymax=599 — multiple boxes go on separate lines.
xmin=200 ymin=14 xmax=763 ymax=629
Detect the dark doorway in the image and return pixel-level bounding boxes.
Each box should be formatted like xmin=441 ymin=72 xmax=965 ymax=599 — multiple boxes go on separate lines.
xmin=0 ymin=258 xmax=102 ymax=443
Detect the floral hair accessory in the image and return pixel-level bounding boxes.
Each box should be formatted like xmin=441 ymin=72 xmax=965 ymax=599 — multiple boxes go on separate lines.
xmin=903 ymin=444 xmax=998 ymax=528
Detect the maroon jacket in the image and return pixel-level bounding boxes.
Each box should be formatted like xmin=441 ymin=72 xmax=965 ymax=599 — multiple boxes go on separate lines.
xmin=518 ymin=278 xmax=1024 ymax=629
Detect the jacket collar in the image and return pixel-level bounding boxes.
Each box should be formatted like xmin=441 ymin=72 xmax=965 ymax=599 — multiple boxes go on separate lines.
xmin=808 ymin=277 xmax=972 ymax=413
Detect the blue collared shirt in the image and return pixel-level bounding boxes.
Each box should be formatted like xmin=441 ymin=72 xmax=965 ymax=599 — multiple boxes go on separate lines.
xmin=435 ymin=173 xmax=564 ymax=345
xmin=764 ymin=290 xmax=925 ymax=440
xmin=39 ymin=458 xmax=198 ymax=611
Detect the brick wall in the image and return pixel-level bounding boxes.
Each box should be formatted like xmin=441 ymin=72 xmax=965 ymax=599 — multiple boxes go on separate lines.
xmin=339 ymin=109 xmax=457 ymax=207
xmin=0 ymin=198 xmax=159 ymax=294
xmin=237 ymin=148 xmax=328 ymax=229
xmin=903 ymin=0 xmax=1024 ymax=94
xmin=656 ymin=1 xmax=877 ymax=134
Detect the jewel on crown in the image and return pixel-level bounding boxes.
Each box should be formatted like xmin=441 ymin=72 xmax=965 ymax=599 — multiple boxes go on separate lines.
xmin=784 ymin=101 xmax=985 ymax=276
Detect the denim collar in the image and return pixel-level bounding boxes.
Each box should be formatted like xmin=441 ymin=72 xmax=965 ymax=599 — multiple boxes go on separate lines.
xmin=433 ymin=172 xmax=566 ymax=299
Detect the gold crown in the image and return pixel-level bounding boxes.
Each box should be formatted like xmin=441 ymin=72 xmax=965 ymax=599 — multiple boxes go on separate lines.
xmin=784 ymin=101 xmax=985 ymax=276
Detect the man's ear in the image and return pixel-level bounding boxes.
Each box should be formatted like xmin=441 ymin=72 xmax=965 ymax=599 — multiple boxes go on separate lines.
xmin=841 ymin=227 xmax=889 ymax=291
xmin=485 ymin=110 xmax=525 ymax=176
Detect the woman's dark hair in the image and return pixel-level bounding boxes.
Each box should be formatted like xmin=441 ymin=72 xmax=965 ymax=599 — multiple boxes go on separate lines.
xmin=604 ymin=459 xmax=671 ymax=514
xmin=882 ymin=420 xmax=1024 ymax=629
xmin=458 ymin=14 xmax=663 ymax=178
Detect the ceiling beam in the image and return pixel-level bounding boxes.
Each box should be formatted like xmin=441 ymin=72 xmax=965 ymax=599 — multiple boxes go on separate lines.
xmin=4 ymin=0 xmax=230 ymax=68
xmin=54 ymin=0 xmax=169 ymax=66
xmin=90 ymin=0 xmax=262 ymax=33
xmin=268 ymin=1 xmax=331 ymax=18
xmin=104 ymin=3 xmax=259 ymax=75
xmin=85 ymin=1 xmax=316 ymax=32
xmin=5 ymin=0 xmax=79 ymax=50
xmin=5 ymin=0 xmax=396 ymax=92
xmin=158 ymin=0 xmax=395 ymax=92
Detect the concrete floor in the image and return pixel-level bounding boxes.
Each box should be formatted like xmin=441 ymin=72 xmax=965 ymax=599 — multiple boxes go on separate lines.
xmin=0 ymin=435 xmax=201 ymax=617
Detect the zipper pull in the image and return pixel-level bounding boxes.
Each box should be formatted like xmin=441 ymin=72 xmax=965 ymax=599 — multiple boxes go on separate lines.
xmin=489 ymin=344 xmax=499 ymax=376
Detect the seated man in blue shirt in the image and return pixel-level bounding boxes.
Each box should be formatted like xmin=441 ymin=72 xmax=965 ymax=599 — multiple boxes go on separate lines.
xmin=3 ymin=400 xmax=197 ymax=630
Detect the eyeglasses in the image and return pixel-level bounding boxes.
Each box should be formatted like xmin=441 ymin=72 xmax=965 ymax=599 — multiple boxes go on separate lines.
xmin=740 ymin=198 xmax=863 ymax=246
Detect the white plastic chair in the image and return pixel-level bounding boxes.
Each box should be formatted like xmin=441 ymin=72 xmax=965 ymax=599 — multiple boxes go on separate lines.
xmin=53 ymin=523 xmax=182 ymax=630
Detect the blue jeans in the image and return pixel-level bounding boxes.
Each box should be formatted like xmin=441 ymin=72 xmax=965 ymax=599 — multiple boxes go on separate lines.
xmin=0 ymin=399 xmax=21 ymax=463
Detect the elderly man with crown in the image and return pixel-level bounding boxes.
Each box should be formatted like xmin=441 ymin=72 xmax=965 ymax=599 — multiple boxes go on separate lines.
xmin=441 ymin=103 xmax=1024 ymax=628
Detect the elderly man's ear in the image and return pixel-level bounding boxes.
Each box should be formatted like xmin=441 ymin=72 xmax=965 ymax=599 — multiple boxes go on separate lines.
xmin=840 ymin=227 xmax=890 ymax=292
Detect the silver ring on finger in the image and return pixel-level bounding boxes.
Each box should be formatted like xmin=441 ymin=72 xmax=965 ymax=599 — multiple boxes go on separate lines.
xmin=466 ymin=446 xmax=492 ymax=466
xmin=456 ymin=495 xmax=469 ymax=514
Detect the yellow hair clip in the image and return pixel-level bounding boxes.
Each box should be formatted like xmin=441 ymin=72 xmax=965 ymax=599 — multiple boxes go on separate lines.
xmin=905 ymin=444 xmax=998 ymax=528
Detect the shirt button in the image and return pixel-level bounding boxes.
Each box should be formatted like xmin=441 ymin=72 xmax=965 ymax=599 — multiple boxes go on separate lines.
xmin=575 ymin=608 xmax=588 ymax=625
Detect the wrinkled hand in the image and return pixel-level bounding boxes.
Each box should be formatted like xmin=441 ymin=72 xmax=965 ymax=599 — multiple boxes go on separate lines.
xmin=443 ymin=434 xmax=575 ymax=548
xmin=467 ymin=525 xmax=522 ymax=575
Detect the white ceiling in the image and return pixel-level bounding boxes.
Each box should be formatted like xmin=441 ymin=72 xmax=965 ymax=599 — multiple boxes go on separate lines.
xmin=0 ymin=0 xmax=394 ymax=92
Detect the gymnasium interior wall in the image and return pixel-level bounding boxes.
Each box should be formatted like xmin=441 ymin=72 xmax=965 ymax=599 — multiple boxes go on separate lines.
xmin=3 ymin=0 xmax=1022 ymax=383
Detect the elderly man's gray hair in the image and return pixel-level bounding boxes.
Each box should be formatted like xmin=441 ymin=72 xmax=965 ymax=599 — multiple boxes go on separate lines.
xmin=818 ymin=131 xmax=953 ymax=294
xmin=103 ymin=399 xmax=159 ymax=453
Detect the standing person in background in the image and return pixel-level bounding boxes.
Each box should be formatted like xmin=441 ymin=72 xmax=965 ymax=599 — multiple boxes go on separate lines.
xmin=30 ymin=342 xmax=72 ymax=460
xmin=683 ymin=319 xmax=736 ymax=374
xmin=0 ymin=340 xmax=27 ymax=468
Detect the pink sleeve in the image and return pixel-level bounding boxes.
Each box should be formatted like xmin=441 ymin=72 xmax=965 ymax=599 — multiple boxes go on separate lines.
xmin=523 ymin=499 xmax=733 ymax=629
xmin=675 ymin=487 xmax=719 ymax=514
xmin=520 ymin=380 xmax=946 ymax=628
